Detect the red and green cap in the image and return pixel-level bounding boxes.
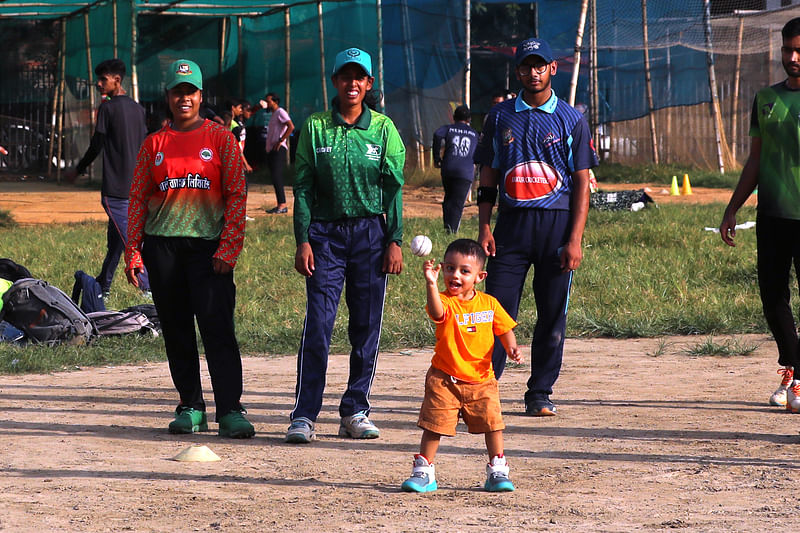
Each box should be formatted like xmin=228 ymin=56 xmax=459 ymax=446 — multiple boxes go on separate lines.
xmin=166 ymin=59 xmax=203 ymax=90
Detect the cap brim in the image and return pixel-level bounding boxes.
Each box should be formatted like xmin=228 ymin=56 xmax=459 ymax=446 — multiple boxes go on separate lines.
xmin=516 ymin=52 xmax=553 ymax=66
xmin=166 ymin=80 xmax=202 ymax=91
xmin=333 ymin=61 xmax=371 ymax=77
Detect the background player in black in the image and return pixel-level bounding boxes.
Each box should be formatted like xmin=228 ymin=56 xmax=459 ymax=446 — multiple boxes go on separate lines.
xmin=65 ymin=58 xmax=149 ymax=297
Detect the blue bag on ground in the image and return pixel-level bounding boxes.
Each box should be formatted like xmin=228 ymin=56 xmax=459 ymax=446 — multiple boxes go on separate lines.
xmin=71 ymin=270 xmax=106 ymax=313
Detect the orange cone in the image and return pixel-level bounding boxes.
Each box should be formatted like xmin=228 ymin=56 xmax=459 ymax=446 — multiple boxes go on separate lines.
xmin=681 ymin=173 xmax=692 ymax=195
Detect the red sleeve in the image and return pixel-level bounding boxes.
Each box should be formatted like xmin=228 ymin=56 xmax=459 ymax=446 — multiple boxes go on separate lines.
xmin=125 ymin=140 xmax=156 ymax=271
xmin=214 ymin=127 xmax=247 ymax=268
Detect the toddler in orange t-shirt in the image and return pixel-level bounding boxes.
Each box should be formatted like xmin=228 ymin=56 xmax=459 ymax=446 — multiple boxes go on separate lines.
xmin=401 ymin=238 xmax=522 ymax=493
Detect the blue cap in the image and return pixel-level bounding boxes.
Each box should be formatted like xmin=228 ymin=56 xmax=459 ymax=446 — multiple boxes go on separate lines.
xmin=332 ymin=47 xmax=372 ymax=77
xmin=515 ymin=38 xmax=554 ymax=65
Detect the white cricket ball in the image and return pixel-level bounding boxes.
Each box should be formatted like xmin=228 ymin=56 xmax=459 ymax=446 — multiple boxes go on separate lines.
xmin=410 ymin=235 xmax=432 ymax=257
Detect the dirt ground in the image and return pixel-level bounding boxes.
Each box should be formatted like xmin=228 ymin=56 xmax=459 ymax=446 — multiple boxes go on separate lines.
xmin=0 ymin=178 xmax=753 ymax=226
xmin=1 ymin=336 xmax=798 ymax=532
xmin=0 ymin=180 xmax=785 ymax=532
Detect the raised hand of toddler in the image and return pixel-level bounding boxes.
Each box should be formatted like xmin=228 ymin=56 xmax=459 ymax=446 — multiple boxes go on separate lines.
xmin=423 ymin=258 xmax=440 ymax=285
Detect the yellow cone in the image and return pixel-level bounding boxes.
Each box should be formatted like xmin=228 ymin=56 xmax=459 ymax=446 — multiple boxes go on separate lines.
xmin=670 ymin=176 xmax=680 ymax=196
xmin=172 ymin=445 xmax=221 ymax=462
xmin=681 ymin=173 xmax=692 ymax=195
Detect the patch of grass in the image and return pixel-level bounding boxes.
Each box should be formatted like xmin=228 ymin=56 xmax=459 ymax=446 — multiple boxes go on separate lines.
xmin=594 ymin=162 xmax=738 ymax=189
xmin=647 ymin=337 xmax=671 ymax=357
xmin=0 ymin=201 xmax=771 ymax=374
xmin=0 ymin=209 xmax=15 ymax=228
xmin=683 ymin=336 xmax=760 ymax=357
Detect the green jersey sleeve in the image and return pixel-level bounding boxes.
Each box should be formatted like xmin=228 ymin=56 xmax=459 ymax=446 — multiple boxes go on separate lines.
xmin=293 ymin=116 xmax=317 ymax=245
xmin=380 ymin=118 xmax=405 ymax=246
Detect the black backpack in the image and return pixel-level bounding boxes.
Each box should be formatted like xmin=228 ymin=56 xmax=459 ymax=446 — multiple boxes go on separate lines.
xmin=71 ymin=270 xmax=106 ymax=313
xmin=120 ymin=304 xmax=160 ymax=331
xmin=0 ymin=258 xmax=32 ymax=282
xmin=0 ymin=278 xmax=96 ymax=345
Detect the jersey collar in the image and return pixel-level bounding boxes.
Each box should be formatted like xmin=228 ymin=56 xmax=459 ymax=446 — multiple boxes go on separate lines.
xmin=332 ymin=98 xmax=372 ymax=129
xmin=515 ymin=89 xmax=558 ymax=114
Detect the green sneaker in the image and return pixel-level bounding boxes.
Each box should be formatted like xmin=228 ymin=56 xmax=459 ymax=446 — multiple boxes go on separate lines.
xmin=168 ymin=407 xmax=208 ymax=434
xmin=218 ymin=408 xmax=255 ymax=438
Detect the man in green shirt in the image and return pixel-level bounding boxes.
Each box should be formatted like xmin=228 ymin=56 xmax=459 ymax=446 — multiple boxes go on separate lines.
xmin=287 ymin=47 xmax=405 ymax=444
xmin=720 ymin=16 xmax=800 ymax=413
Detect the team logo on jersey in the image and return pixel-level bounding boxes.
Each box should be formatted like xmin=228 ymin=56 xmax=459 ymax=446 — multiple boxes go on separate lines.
xmin=199 ymin=147 xmax=213 ymax=161
xmin=504 ymin=160 xmax=563 ymax=201
xmin=502 ymin=128 xmax=514 ymax=146
xmin=315 ymin=146 xmax=332 ymax=153
xmin=366 ymin=144 xmax=382 ymax=161
xmin=543 ymin=132 xmax=560 ymax=147
xmin=154 ymin=151 xmax=164 ymax=166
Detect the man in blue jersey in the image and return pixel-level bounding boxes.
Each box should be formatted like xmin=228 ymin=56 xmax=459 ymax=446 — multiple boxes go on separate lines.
xmin=475 ymin=37 xmax=598 ymax=416
xmin=433 ymin=105 xmax=478 ymax=233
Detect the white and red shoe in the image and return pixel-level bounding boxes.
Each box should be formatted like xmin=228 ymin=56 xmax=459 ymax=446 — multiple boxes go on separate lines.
xmin=769 ymin=367 xmax=793 ymax=407
xmin=787 ymin=380 xmax=800 ymax=414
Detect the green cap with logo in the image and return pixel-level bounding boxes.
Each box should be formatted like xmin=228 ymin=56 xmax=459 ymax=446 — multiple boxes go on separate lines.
xmin=165 ymin=59 xmax=203 ymax=90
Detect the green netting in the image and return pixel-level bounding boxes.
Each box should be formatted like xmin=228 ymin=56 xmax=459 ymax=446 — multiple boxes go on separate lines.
xmin=56 ymin=1 xmax=379 ymax=129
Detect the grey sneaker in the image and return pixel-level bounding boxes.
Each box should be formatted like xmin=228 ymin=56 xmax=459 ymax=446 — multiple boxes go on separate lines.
xmin=484 ymin=455 xmax=515 ymax=492
xmin=338 ymin=411 xmax=380 ymax=439
xmin=285 ymin=417 xmax=315 ymax=443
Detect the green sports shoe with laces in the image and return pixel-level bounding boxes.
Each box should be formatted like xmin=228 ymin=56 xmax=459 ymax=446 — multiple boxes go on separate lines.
xmin=218 ymin=408 xmax=255 ymax=438
xmin=168 ymin=407 xmax=208 ymax=434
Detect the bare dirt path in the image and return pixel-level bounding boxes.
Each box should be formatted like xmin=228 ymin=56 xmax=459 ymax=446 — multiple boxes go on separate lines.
xmin=0 ymin=179 xmax=749 ymax=226
xmin=0 ymin=181 xmax=460 ymax=225
xmin=0 ymin=335 xmax=797 ymax=532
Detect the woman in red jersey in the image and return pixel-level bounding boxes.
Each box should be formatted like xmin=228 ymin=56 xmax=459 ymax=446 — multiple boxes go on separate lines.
xmin=124 ymin=59 xmax=254 ymax=439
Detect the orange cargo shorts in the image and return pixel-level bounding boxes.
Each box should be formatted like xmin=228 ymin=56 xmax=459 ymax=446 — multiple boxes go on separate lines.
xmin=417 ymin=366 xmax=505 ymax=436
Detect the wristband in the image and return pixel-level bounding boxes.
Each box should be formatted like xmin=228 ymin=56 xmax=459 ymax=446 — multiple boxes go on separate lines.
xmin=476 ymin=186 xmax=498 ymax=205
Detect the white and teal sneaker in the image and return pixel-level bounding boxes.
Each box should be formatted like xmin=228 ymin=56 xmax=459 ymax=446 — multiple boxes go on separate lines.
xmin=285 ymin=417 xmax=315 ymax=443
xmin=338 ymin=411 xmax=379 ymax=439
xmin=401 ymin=455 xmax=437 ymax=493
xmin=484 ymin=455 xmax=515 ymax=492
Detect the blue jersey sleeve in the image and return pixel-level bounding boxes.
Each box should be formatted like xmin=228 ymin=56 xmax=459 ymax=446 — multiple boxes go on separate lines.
xmin=474 ymin=110 xmax=497 ymax=167
xmin=569 ymin=117 xmax=599 ymax=172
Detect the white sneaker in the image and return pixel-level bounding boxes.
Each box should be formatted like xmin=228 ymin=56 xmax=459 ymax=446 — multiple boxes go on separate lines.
xmin=285 ymin=417 xmax=315 ymax=443
xmin=787 ymin=380 xmax=800 ymax=413
xmin=769 ymin=367 xmax=794 ymax=406
xmin=338 ymin=411 xmax=379 ymax=439
xmin=401 ymin=455 xmax=437 ymax=493
xmin=484 ymin=455 xmax=515 ymax=492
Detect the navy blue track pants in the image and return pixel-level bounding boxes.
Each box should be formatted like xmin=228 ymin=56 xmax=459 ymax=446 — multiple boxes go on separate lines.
xmin=99 ymin=195 xmax=149 ymax=292
xmin=291 ymin=215 xmax=388 ymax=422
xmin=486 ymin=209 xmax=573 ymax=402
